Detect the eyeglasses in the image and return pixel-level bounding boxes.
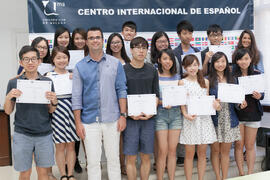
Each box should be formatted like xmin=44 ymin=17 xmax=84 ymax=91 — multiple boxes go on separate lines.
xmin=156 ymin=40 xmax=168 ymax=44
xmin=87 ymin=36 xmax=102 ymax=41
xmin=22 ymin=57 xmax=39 ymax=63
xmin=209 ymin=33 xmax=223 ymax=38
xmin=111 ymin=41 xmax=121 ymax=45
xmin=36 ymin=46 xmax=48 ymax=50
xmin=133 ymin=46 xmax=148 ymax=50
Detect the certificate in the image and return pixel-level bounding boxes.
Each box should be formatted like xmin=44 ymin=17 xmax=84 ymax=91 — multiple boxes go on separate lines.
xmin=66 ymin=50 xmax=85 ymax=70
xmin=38 ymin=63 xmax=54 ymax=75
xmin=162 ymin=86 xmax=187 ymax=107
xmin=181 ymin=52 xmax=202 ymax=73
xmin=49 ymin=74 xmax=72 ymax=95
xmin=238 ymin=74 xmax=265 ymax=94
xmin=218 ymin=83 xmax=245 ymax=103
xmin=127 ymin=94 xmax=157 ymax=116
xmin=187 ymin=96 xmax=216 ymax=115
xmin=16 ymin=79 xmax=52 ymax=104
xmin=209 ymin=45 xmax=233 ymax=63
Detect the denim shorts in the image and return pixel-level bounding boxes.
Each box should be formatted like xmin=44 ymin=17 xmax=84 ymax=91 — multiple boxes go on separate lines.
xmin=123 ymin=117 xmax=155 ymax=155
xmin=155 ymin=106 xmax=183 ymax=131
xmin=13 ymin=132 xmax=55 ymax=172
xmin=239 ymin=121 xmax=261 ymax=129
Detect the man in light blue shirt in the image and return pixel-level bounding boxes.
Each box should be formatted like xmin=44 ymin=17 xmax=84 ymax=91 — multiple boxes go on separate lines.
xmin=72 ymin=27 xmax=127 ymax=180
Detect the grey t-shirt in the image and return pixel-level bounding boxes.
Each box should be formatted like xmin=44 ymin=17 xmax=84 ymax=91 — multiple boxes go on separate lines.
xmin=6 ymin=73 xmax=54 ymax=136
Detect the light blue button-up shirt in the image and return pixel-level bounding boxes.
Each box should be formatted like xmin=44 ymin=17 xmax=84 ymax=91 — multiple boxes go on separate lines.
xmin=72 ymin=53 xmax=127 ymax=124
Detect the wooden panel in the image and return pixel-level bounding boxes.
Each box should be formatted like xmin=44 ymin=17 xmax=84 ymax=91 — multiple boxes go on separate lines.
xmin=0 ymin=110 xmax=12 ymax=166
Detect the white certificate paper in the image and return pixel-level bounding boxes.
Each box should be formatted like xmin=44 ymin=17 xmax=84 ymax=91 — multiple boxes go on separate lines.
xmin=49 ymin=74 xmax=72 ymax=95
xmin=16 ymin=79 xmax=52 ymax=104
xmin=181 ymin=52 xmax=202 ymax=72
xmin=67 ymin=50 xmax=85 ymax=70
xmin=218 ymin=83 xmax=245 ymax=103
xmin=187 ymin=96 xmax=216 ymax=115
xmin=162 ymin=86 xmax=187 ymax=107
xmin=209 ymin=45 xmax=233 ymax=63
xmin=38 ymin=63 xmax=54 ymax=75
xmin=127 ymin=94 xmax=157 ymax=116
xmin=238 ymin=74 xmax=265 ymax=94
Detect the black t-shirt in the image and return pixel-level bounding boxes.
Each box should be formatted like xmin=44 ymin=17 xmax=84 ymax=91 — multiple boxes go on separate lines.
xmin=124 ymin=63 xmax=159 ymax=97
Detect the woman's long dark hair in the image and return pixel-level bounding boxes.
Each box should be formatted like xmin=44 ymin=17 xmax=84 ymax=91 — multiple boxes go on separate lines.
xmin=157 ymin=49 xmax=177 ymax=76
xmin=233 ymin=48 xmax=254 ymax=77
xmin=150 ymin=31 xmax=171 ymax=64
xmin=53 ymin=26 xmax=71 ymax=49
xmin=106 ymin=33 xmax=130 ymax=63
xmin=31 ymin=37 xmax=50 ymax=63
xmin=182 ymin=54 xmax=206 ymax=88
xmin=233 ymin=30 xmax=260 ymax=65
xmin=209 ymin=52 xmax=234 ymax=88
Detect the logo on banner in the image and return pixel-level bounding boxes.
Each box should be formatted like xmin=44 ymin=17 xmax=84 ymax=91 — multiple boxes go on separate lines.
xmin=42 ymin=0 xmax=65 ymax=16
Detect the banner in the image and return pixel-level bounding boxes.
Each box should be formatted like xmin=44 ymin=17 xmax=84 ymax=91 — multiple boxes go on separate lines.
xmin=28 ymin=0 xmax=253 ymax=33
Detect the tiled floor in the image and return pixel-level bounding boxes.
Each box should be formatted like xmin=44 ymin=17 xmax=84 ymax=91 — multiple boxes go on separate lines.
xmin=1 ymin=113 xmax=270 ymax=180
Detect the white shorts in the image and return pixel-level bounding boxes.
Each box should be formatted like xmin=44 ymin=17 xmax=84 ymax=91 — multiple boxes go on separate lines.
xmin=239 ymin=121 xmax=261 ymax=129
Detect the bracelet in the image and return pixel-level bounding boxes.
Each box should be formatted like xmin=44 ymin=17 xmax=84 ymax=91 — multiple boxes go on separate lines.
xmin=51 ymin=102 xmax=58 ymax=106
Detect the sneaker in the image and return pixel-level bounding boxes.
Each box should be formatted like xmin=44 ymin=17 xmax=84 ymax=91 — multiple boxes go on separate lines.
xmin=176 ymin=157 xmax=184 ymax=167
xmin=74 ymin=159 xmax=83 ymax=173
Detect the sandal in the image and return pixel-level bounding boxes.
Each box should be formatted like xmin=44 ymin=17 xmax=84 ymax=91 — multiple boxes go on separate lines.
xmin=121 ymin=165 xmax=127 ymax=175
xmin=68 ymin=175 xmax=76 ymax=180
xmin=60 ymin=175 xmax=68 ymax=180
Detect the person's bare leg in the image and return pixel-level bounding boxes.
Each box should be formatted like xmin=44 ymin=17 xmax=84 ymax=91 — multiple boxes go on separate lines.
xmin=211 ymin=142 xmax=221 ymax=180
xmin=55 ymin=143 xmax=67 ymax=178
xmin=167 ymin=129 xmax=180 ymax=180
xmin=126 ymin=155 xmax=137 ymax=180
xmin=244 ymin=126 xmax=258 ymax=174
xmin=47 ymin=167 xmax=56 ymax=180
xmin=140 ymin=153 xmax=151 ymax=180
xmin=220 ymin=143 xmax=232 ymax=180
xmin=184 ymin=145 xmax=195 ymax=180
xmin=36 ymin=167 xmax=49 ymax=180
xmin=19 ymin=168 xmax=32 ymax=180
xmin=66 ymin=142 xmax=76 ymax=179
xmin=234 ymin=124 xmax=245 ymax=176
xmin=156 ymin=130 xmax=168 ymax=180
xmin=197 ymin=144 xmax=207 ymax=180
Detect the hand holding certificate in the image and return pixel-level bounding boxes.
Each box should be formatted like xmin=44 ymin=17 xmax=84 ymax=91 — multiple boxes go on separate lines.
xmin=162 ymin=86 xmax=187 ymax=107
xmin=187 ymin=96 xmax=216 ymax=115
xmin=238 ymin=74 xmax=265 ymax=94
xmin=16 ymin=79 xmax=52 ymax=104
xmin=127 ymin=94 xmax=157 ymax=116
xmin=218 ymin=83 xmax=245 ymax=103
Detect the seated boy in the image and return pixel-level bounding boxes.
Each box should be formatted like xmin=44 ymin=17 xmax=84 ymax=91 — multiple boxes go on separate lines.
xmin=4 ymin=45 xmax=57 ymax=180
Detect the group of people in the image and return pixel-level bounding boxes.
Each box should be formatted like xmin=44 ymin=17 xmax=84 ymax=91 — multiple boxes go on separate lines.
xmin=4 ymin=20 xmax=264 ymax=180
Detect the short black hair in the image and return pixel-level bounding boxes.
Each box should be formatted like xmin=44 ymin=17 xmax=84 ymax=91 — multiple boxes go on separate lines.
xmin=130 ymin=37 xmax=149 ymax=49
xmin=50 ymin=46 xmax=70 ymax=65
xmin=176 ymin=20 xmax=193 ymax=34
xmin=122 ymin=21 xmax=137 ymax=32
xmin=19 ymin=45 xmax=40 ymax=60
xmin=207 ymin=24 xmax=223 ymax=36
xmin=86 ymin=27 xmax=104 ymax=39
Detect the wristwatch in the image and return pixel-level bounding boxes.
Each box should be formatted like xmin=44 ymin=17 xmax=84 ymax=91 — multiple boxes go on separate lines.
xmin=51 ymin=102 xmax=58 ymax=106
xmin=120 ymin=113 xmax=127 ymax=118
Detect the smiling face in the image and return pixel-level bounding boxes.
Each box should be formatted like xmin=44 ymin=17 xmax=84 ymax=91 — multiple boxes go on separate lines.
xmin=74 ymin=33 xmax=86 ymax=50
xmin=155 ymin=35 xmax=169 ymax=51
xmin=208 ymin=31 xmax=223 ymax=45
xmin=20 ymin=51 xmax=41 ymax=73
xmin=159 ymin=52 xmax=173 ymax=72
xmin=53 ymin=52 xmax=69 ymax=70
xmin=214 ymin=56 xmax=227 ymax=73
xmin=57 ymin=31 xmax=70 ymax=47
xmin=241 ymin=33 xmax=251 ymax=48
xmin=86 ymin=30 xmax=103 ymax=53
xmin=110 ymin=36 xmax=123 ymax=54
xmin=236 ymin=53 xmax=251 ymax=71
xmin=178 ymin=30 xmax=193 ymax=45
xmin=35 ymin=40 xmax=48 ymax=60
xmin=122 ymin=27 xmax=136 ymax=41
xmin=185 ymin=59 xmax=199 ymax=77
